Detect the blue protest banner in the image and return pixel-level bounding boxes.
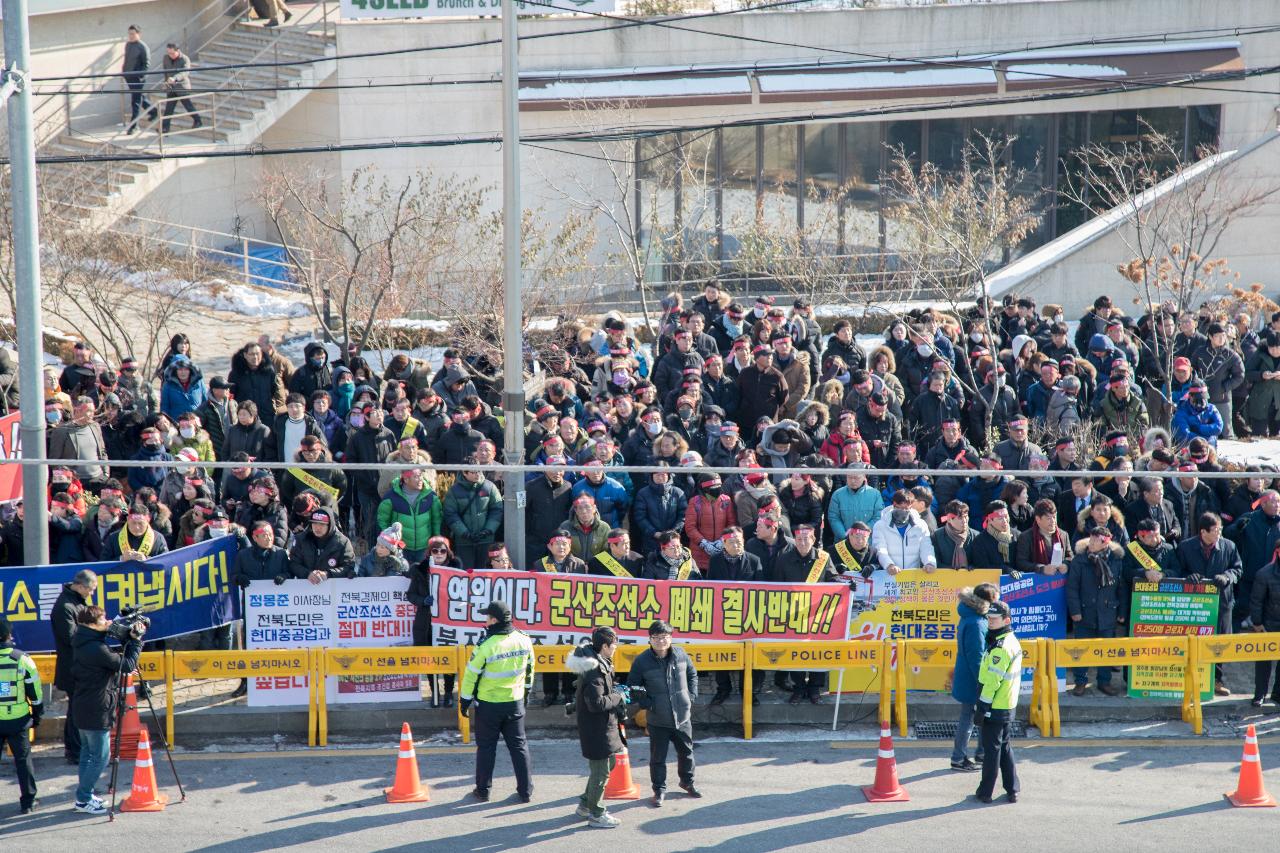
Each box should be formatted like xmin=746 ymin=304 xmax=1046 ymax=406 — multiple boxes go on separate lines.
xmin=1001 ymin=572 xmax=1068 ymax=689
xmin=0 ymin=537 xmax=239 ymax=652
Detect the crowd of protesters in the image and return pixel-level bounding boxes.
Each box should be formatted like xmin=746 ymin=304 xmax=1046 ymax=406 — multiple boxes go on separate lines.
xmin=23 ymin=285 xmax=1280 ymax=708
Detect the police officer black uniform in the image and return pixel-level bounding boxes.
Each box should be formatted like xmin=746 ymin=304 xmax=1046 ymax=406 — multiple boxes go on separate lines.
xmin=0 ymin=615 xmax=43 ymax=813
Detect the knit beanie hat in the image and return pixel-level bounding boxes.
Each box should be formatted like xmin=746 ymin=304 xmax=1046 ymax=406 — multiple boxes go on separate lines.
xmin=377 ymin=522 xmax=404 ymax=554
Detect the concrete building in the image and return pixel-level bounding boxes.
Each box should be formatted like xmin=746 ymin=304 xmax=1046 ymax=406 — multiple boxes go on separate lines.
xmin=15 ymin=0 xmax=1280 ymax=313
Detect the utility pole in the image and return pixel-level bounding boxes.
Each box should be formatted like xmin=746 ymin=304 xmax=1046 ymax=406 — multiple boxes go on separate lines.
xmin=2 ymin=0 xmax=50 ymax=565
xmin=499 ymin=0 xmax=527 ymax=567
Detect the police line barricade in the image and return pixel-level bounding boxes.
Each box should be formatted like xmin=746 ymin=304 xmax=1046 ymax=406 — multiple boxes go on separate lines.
xmin=29 ymin=651 xmax=167 ymax=744
xmin=167 ymin=649 xmax=317 ymax=746
xmin=749 ymin=640 xmax=890 ymax=740
xmin=893 ymin=639 xmax=1053 ymax=738
xmin=317 ymin=646 xmax=466 ymax=746
xmin=1053 ymin=636 xmax=1198 ymax=733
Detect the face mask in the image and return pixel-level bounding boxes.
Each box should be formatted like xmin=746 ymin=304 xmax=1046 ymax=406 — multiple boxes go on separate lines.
xmin=678 ymin=407 xmax=692 ymax=420
xmin=969 ymin=332 xmax=983 ymax=344
xmin=891 ymin=508 xmax=910 ymax=526
xmin=144 ymin=441 xmax=161 ymax=451
xmin=612 ymin=370 xmax=631 ymax=387
xmin=350 ymin=413 xmax=365 ymax=428
xmin=916 ymin=344 xmax=932 ymax=357
xmin=309 ymin=356 xmax=324 ymax=368
xmin=644 ymin=421 xmax=662 ymax=435
xmin=703 ymin=485 xmax=722 ymax=498
xmin=46 ymin=410 xmax=61 ymax=425
xmin=179 ymin=425 xmax=196 ymax=439
xmin=209 ymin=526 xmax=229 ymax=538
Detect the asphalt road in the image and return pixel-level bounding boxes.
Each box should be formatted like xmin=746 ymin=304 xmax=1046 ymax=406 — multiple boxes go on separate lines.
xmin=1 ymin=735 xmax=1275 ymax=851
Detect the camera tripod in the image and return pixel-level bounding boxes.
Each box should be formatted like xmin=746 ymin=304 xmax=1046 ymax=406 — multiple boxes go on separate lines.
xmin=104 ymin=648 xmax=186 ymax=820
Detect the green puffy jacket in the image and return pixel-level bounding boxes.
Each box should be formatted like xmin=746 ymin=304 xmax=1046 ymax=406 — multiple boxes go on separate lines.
xmin=376 ymin=479 xmax=443 ymax=552
xmin=442 ymin=476 xmax=503 ymax=544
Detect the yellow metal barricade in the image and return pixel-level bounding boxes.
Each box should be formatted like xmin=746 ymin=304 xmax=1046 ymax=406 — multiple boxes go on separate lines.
xmin=1054 ymin=636 xmax=1195 ymax=732
xmin=168 ymin=648 xmax=314 ymax=745
xmin=749 ymin=641 xmax=885 ymax=739
xmin=318 ymin=646 xmax=462 ymax=746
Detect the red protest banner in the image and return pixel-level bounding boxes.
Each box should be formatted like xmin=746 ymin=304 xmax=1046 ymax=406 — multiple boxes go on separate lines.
xmin=428 ymin=567 xmax=852 ymax=647
xmin=0 ymin=412 xmax=20 ymax=502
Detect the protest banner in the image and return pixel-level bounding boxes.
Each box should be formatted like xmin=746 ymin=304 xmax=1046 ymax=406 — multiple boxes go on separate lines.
xmin=428 ymin=567 xmax=852 ymax=646
xmin=1001 ymin=572 xmax=1068 ymax=691
xmin=840 ymin=569 xmax=1001 ymax=691
xmin=245 ymin=577 xmax=417 ymax=707
xmin=0 ymin=537 xmax=237 ymax=652
xmin=0 ymin=411 xmax=19 ymax=502
xmin=1128 ymin=579 xmax=1218 ymax=700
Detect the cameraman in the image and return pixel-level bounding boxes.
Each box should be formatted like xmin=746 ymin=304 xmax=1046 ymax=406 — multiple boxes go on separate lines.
xmin=0 ymin=615 xmax=43 ymax=814
xmin=52 ymin=568 xmax=97 ymax=765
xmin=70 ymin=605 xmax=145 ymax=815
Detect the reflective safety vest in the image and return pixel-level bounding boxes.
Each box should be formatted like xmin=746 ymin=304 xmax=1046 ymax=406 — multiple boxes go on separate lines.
xmin=977 ymin=630 xmax=1022 ymax=711
xmin=0 ymin=646 xmax=42 ymax=722
xmin=460 ymin=630 xmax=535 ymax=704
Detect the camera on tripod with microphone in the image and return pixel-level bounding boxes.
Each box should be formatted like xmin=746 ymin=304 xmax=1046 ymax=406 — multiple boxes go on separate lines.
xmin=107 ymin=606 xmax=151 ymax=642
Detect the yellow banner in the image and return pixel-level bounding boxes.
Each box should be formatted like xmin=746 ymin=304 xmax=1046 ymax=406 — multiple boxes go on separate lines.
xmin=1055 ymin=637 xmax=1186 ymax=666
xmin=324 ymin=647 xmax=457 ymax=676
xmin=614 ymin=642 xmax=744 ymax=671
xmin=1198 ymin=633 xmax=1280 ymax=663
xmin=171 ymin=649 xmax=309 ymax=679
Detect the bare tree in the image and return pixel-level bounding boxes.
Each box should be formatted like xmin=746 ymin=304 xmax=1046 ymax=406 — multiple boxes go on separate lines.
xmin=535 ymin=101 xmax=717 ymax=334
xmin=1060 ymin=125 xmax=1280 ymax=411
xmin=258 ymin=165 xmax=490 ymax=353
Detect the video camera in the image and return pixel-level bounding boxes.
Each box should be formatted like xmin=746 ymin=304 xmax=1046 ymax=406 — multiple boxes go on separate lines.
xmin=107 ymin=606 xmax=151 ymax=641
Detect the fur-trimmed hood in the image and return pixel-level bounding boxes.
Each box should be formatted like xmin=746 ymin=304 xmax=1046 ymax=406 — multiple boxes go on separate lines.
xmin=958 ymin=588 xmax=990 ymax=615
xmin=1073 ymin=538 xmax=1124 ymax=557
xmin=566 ymin=644 xmax=605 ymax=674
xmin=1075 ymin=504 xmax=1124 ymax=532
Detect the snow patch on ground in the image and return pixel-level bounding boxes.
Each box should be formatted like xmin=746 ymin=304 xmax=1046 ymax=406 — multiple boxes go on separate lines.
xmin=1216 ymin=438 xmax=1280 ymax=471
xmin=121 ymin=271 xmax=311 ymax=319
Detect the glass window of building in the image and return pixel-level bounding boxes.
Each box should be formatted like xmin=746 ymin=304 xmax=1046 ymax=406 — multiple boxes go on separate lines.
xmin=844 ymin=122 xmax=883 ymax=251
xmin=721 ymin=126 xmax=759 ymax=252
xmin=760 ymin=125 xmax=800 ymax=228
xmin=927 ymin=118 xmax=966 ymax=173
xmin=1187 ymin=105 xmax=1222 ymax=159
xmin=803 ymin=122 xmax=842 ymax=252
xmin=679 ymin=131 xmax=719 ymax=265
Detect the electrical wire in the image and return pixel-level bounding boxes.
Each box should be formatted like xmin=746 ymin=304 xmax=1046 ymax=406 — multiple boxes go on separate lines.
xmin=15 ymin=62 xmax=1277 ymax=167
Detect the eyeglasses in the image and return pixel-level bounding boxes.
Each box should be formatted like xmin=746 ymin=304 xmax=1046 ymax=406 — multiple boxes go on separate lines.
xmin=429 ymin=547 xmax=447 ymax=554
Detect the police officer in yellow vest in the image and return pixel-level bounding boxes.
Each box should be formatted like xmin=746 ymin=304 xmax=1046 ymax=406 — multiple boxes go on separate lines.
xmin=973 ymin=599 xmax=1021 ymax=804
xmin=0 ymin=615 xmax=43 ymax=814
xmin=460 ymin=600 xmax=535 ymax=803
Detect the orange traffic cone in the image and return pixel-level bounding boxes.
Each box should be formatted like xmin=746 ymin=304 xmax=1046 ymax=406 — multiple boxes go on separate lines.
xmin=862 ymin=722 xmax=910 ymax=802
xmin=1226 ymin=724 xmax=1277 ymax=808
xmin=385 ymin=723 xmax=430 ymax=803
xmin=114 ymin=676 xmax=145 ymax=760
xmin=120 ymin=728 xmax=168 ymax=812
xmin=604 ymin=740 xmax=641 ymax=801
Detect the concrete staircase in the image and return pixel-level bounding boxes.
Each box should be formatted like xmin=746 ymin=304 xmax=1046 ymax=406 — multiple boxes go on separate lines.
xmin=36 ymin=12 xmax=335 ymax=227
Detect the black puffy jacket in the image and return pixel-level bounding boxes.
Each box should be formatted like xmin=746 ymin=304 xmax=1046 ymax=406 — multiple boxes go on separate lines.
xmin=567 ymin=646 xmax=624 ymax=761
xmin=628 ymin=646 xmax=697 ymax=734
xmin=71 ymin=625 xmax=142 ymax=730
xmin=232 ymin=545 xmax=291 ymax=585
xmin=51 ymin=584 xmax=88 ymax=691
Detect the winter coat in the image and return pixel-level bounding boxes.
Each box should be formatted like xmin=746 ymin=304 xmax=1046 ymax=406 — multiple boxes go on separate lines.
xmin=628 ymin=646 xmax=697 ymax=734
xmin=1249 ymin=561 xmax=1280 ymax=631
xmin=50 ymin=512 xmax=85 ymax=564
xmin=684 ymin=493 xmax=738 ymax=570
xmin=632 ymin=483 xmax=688 ymax=554
xmin=1123 ymin=496 xmax=1182 ymax=543
xmin=951 ymin=590 xmax=990 ymax=705
xmin=377 ymin=479 xmax=443 ymax=552
xmin=1244 ymin=349 xmax=1280 ymax=421
xmin=871 ymin=511 xmax=936 ymax=570
xmin=1120 ymin=540 xmax=1178 ymax=587
xmin=1192 ymin=344 xmax=1245 ymax=404
xmin=71 ymin=625 xmax=142 ymax=730
xmin=571 ymin=476 xmax=630 ymax=528
xmin=1097 ymin=390 xmax=1151 ymax=435
xmin=969 ymin=529 xmax=1016 ymax=572
xmin=269 ymin=412 xmax=325 ymax=463
xmin=127 ymin=445 xmax=172 ymax=493
xmin=231 ymin=544 xmax=291 ymax=585
xmin=221 ymin=420 xmax=271 ymax=463
xmin=356 ymin=550 xmax=410 ymax=578
xmin=51 ymin=583 xmax=89 ymax=691
xmin=826 ymin=484 xmax=884 ymax=541
xmin=567 ymin=646 xmax=625 ymax=760
xmin=288 ymin=526 xmax=355 ymax=579
xmin=956 ymin=477 xmax=1009 ymax=524
xmin=289 ymin=343 xmax=333 ymax=398
xmin=1013 ymin=525 xmax=1074 ymax=574
xmin=1166 ymin=480 xmax=1221 ymax=539
xmin=159 ymin=357 xmax=208 ymax=418
xmin=442 ymin=477 xmax=503 ymax=545
xmin=931 ymin=525 xmax=977 ymax=568
xmin=775 ymin=352 xmax=811 ymax=418
xmin=228 ymin=351 xmax=285 ymax=417
xmin=1173 ymin=536 xmax=1243 ymax=633
xmin=1227 ymin=508 xmax=1280 ymax=620
xmin=1172 ymin=395 xmax=1226 ymax=446
xmin=735 ymin=364 xmax=788 ymax=437
xmin=524 ymin=476 xmax=574 ymax=563
xmin=707 ymin=550 xmax=764 ymax=582
xmin=701 ymin=374 xmax=740 ymax=422
xmin=280 ymin=463 xmax=347 ymax=511
xmin=1045 ymin=390 xmax=1082 ymax=434
xmin=195 ymin=396 xmax=236 ymax=455
xmin=346 ymin=424 xmax=398 ymax=497
xmin=234 ymin=500 xmax=290 ymax=550
xmin=994 ymin=438 xmax=1043 ymax=473
xmin=1067 ymin=541 xmax=1127 ymax=631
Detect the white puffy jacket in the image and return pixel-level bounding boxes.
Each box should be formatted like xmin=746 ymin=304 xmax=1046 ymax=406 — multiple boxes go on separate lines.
xmin=872 ymin=510 xmax=937 ymax=571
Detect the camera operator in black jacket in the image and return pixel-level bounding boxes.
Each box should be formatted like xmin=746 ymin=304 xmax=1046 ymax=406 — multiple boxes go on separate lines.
xmin=70 ymin=606 xmax=145 ymax=815
xmin=52 ymin=569 xmax=97 ymax=765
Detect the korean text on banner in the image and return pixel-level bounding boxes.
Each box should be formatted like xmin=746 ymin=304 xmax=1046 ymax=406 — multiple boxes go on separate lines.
xmin=1001 ymin=573 xmax=1068 ymax=692
xmin=429 ymin=567 xmax=851 ymax=647
xmin=1128 ymin=579 xmax=1218 ymax=700
xmin=0 ymin=537 xmax=237 ymax=652
xmin=245 ymin=577 xmax=417 ymax=706
xmin=0 ymin=411 xmax=19 ymax=502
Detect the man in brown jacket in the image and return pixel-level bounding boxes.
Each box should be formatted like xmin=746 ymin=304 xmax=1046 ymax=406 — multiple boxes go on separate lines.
xmin=771 ymin=331 xmax=811 ymax=419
